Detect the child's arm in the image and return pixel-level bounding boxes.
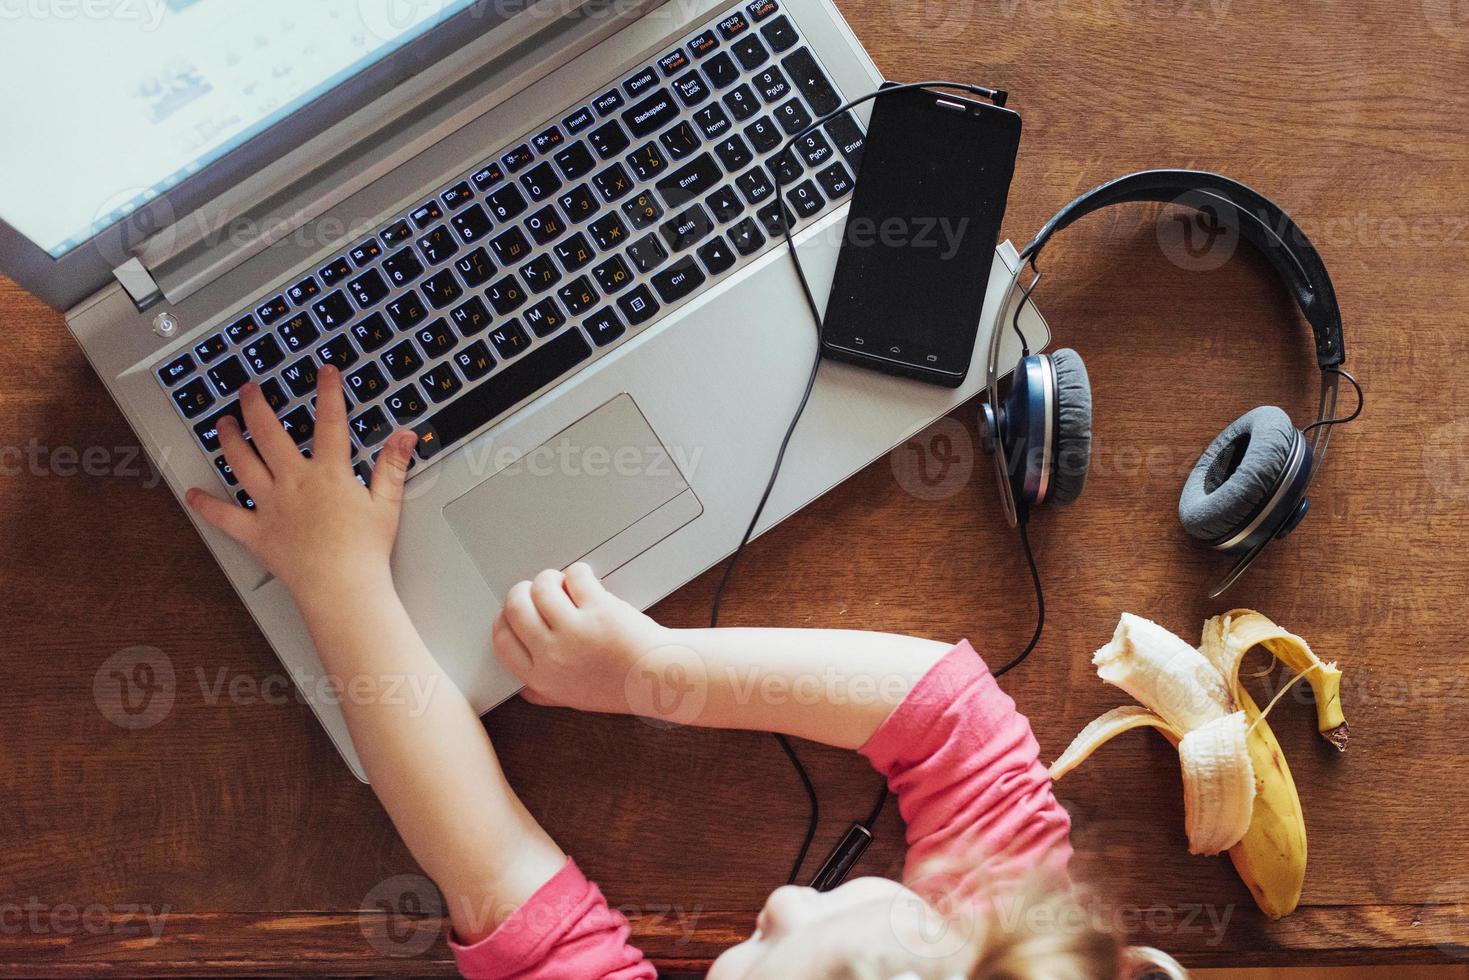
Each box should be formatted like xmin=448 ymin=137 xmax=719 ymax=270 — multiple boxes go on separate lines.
xmin=187 ymin=371 xmax=563 ymax=944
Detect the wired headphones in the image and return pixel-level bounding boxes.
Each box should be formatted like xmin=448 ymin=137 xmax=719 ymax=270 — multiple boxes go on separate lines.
xmin=981 ymin=169 xmax=1362 ymax=597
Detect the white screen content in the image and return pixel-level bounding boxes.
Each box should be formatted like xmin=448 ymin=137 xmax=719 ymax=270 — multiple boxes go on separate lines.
xmin=0 ymin=0 xmax=479 ymax=257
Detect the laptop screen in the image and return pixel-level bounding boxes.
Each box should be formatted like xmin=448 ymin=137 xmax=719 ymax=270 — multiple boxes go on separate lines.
xmin=0 ymin=0 xmax=480 ymax=259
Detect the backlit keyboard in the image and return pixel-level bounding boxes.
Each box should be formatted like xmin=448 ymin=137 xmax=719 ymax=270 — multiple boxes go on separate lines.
xmin=155 ymin=1 xmax=865 ymax=507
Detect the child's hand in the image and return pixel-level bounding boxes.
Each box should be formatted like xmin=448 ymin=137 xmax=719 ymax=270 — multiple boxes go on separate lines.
xmin=493 ymin=563 xmax=673 ymax=716
xmin=184 ymin=366 xmax=419 ymax=609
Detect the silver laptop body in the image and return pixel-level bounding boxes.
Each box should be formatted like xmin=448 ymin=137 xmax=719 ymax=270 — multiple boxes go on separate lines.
xmin=0 ymin=0 xmax=1046 ymax=778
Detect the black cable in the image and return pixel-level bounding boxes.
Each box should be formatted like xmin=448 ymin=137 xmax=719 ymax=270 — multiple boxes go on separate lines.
xmin=707 ymin=80 xmax=1034 ymax=887
xmin=1301 ymin=367 xmax=1364 ymax=435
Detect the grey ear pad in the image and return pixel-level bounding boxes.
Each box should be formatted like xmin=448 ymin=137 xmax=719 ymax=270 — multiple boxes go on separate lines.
xmin=1178 ymin=406 xmax=1298 ymax=542
xmin=1048 ymin=348 xmax=1092 ymax=505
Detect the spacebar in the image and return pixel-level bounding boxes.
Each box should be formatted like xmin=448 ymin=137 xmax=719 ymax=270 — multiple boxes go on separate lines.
xmin=413 ymin=329 xmax=593 ymax=459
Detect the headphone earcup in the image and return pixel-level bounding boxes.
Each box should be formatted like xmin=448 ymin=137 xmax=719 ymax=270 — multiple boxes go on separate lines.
xmin=1048 ymin=348 xmax=1093 ymax=504
xmin=1178 ymin=406 xmax=1299 ymax=543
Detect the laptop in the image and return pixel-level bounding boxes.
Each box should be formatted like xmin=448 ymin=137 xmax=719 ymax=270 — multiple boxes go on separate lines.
xmin=0 ymin=0 xmax=1047 ymax=779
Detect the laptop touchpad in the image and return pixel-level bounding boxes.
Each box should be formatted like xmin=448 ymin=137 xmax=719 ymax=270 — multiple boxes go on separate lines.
xmin=443 ymin=393 xmax=702 ymax=598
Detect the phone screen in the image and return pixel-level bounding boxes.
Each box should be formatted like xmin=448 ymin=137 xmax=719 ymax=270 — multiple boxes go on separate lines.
xmin=821 ymin=87 xmax=1021 ymax=385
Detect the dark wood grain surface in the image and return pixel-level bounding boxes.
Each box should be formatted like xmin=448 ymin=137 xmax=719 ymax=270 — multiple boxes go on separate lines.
xmin=3 ymin=0 xmax=1466 ymax=972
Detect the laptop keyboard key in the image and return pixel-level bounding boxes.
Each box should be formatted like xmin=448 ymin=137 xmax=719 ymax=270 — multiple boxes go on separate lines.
xmin=413 ymin=329 xmax=593 ymax=460
xmin=172 ymin=377 xmax=215 ymax=418
xmin=489 ymin=319 xmax=533 ymax=359
xmin=442 ymin=181 xmax=475 ymax=210
xmin=738 ymin=167 xmax=775 ymax=204
xmin=673 ymin=70 xmax=711 ymax=107
xmin=523 ymin=297 xmax=566 ymax=337
xmin=627 ymin=232 xmax=668 ymax=272
xmin=554 ymin=141 xmax=596 ymax=179
xmin=746 ymin=115 xmax=782 ymax=152
xmin=617 ymin=283 xmax=661 ymax=325
xmin=349 ymin=238 xmax=384 ymax=267
xmin=451 ymin=296 xmax=493 ymax=336
xmin=624 ymin=65 xmax=659 ymax=97
xmin=593 ymin=163 xmax=634 ymax=202
xmin=521 ymin=254 xmax=562 ymax=292
xmin=281 ymin=356 xmax=319 ymax=397
xmin=660 ymin=204 xmax=713 ymax=251
xmin=782 ymin=48 xmax=842 ymax=116
xmin=589 ymin=211 xmax=629 ymax=250
xmin=386 ymin=385 xmax=429 ymax=423
xmin=348 ymin=268 xmax=390 ymax=309
xmin=622 ymin=190 xmax=664 ymax=229
xmin=312 ymin=290 xmax=355 ymax=329
xmin=319 ymin=255 xmax=354 ymax=286
xmin=656 ymin=152 xmax=722 ymax=205
xmin=345 ymin=312 xmax=390 ymax=354
xmin=558 ymin=276 xmax=599 ymax=316
xmin=278 ymin=313 xmax=319 ymax=353
xmin=456 ymin=247 xmax=496 ymax=288
xmin=417 ymin=319 xmax=458 ymax=358
xmin=490 ymin=226 xmax=532 ymax=265
xmin=418 ymin=225 xmax=459 ymax=264
xmin=287 ymin=276 xmax=321 ymax=306
xmin=826 ymin=112 xmax=866 ymax=170
xmin=502 ymin=144 xmax=535 ymax=173
xmin=380 ymin=220 xmax=415 ymax=247
xmin=422 ymin=269 xmax=464 ymax=309
xmin=733 ymin=34 xmax=769 ymax=70
xmin=747 ymin=0 xmax=779 ymax=20
xmin=383 ymin=248 xmax=425 ymax=288
xmin=209 ymin=356 xmax=250 ymax=396
xmin=787 ymin=179 xmax=824 ymax=218
xmin=592 ymin=88 xmax=625 ymax=116
xmin=526 ymin=205 xmax=567 ymax=246
xmin=256 ymin=295 xmax=289 ymax=325
xmin=317 ymin=334 xmax=359 ymax=369
xmin=558 ymin=184 xmax=600 ymax=223
xmin=194 ymin=402 xmax=243 ymax=452
xmin=723 ymin=84 xmax=760 ymax=121
xmin=593 ymin=254 xmax=634 ymax=294
xmin=351 ymin=406 xmax=392 ymax=446
xmin=588 ymin=120 xmax=630 ymax=159
xmin=624 ymin=89 xmax=680 ymax=139
xmin=657 ymin=49 xmax=691 ymax=76
xmin=706 ymin=186 xmax=744 ymax=222
xmin=383 ymin=340 xmax=424 ymax=381
xmin=487 ymin=183 xmax=529 ymax=222
xmin=258 ymin=378 xmax=289 ymax=413
xmin=486 ymin=276 xmax=527 ymax=316
xmin=472 ymin=162 xmax=505 ymax=191
xmin=243 ymin=335 xmax=285 ymax=374
xmin=411 ymin=200 xmax=445 ymax=227
xmin=651 ymin=261 xmax=707 ymax=304
xmin=728 ymin=215 xmax=768 ymax=255
xmin=798 ymin=129 xmax=834 ymax=168
xmin=660 ymin=121 xmax=701 ymax=160
xmin=584 ymin=307 xmax=626 ymax=347
xmin=563 ymin=106 xmax=595 ymax=133
xmin=690 ymin=29 xmax=720 ymax=57
xmin=717 ymin=11 xmax=749 ymax=39
xmin=520 ymin=161 xmax=562 ymax=202
xmin=769 ymin=146 xmax=803 ymax=185
xmin=714 ymin=133 xmax=753 ymax=171
xmin=532 ymin=125 xmax=564 ymax=154
xmin=703 ymin=51 xmax=740 ymax=88
xmin=775 ymin=97 xmax=813 ymax=136
xmin=157 ymin=352 xmax=196 ymax=387
xmin=627 ymin=142 xmax=670 ymax=181
xmin=761 ymin=14 xmax=798 ymax=50
xmin=420 ymin=364 xmax=464 ymax=403
xmin=555 ymin=233 xmax=596 ymax=272
xmin=195 ymin=332 xmax=230 ymax=363
xmin=384 ymin=290 xmax=427 ymax=330
xmin=816 ymin=161 xmax=855 ymax=199
xmin=451 ymin=204 xmax=494 ymax=244
xmin=214 ymin=455 xmax=238 ymax=487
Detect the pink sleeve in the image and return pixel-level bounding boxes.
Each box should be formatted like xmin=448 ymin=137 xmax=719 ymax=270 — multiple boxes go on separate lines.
xmin=450 ymin=859 xmax=655 ymax=980
xmin=859 ymin=640 xmax=1072 ymax=891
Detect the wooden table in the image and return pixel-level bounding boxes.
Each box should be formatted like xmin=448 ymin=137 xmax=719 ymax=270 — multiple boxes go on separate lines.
xmin=2 ymin=0 xmax=1465 ymax=972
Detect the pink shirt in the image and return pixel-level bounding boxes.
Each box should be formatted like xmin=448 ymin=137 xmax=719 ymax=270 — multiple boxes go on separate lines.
xmin=451 ymin=641 xmax=1072 ymax=978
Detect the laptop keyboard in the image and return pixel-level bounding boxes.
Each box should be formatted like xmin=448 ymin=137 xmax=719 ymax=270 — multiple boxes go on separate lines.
xmin=155 ymin=1 xmax=865 ymax=505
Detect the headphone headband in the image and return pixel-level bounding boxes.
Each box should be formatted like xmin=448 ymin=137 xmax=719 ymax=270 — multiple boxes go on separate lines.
xmin=1019 ymin=170 xmax=1345 ymax=369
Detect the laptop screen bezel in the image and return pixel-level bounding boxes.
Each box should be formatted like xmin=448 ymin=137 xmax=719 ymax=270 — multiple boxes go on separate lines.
xmin=0 ymin=0 xmax=552 ymax=312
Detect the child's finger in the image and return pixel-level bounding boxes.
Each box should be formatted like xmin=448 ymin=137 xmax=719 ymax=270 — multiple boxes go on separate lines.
xmin=185 ymin=487 xmax=257 ymax=545
xmin=370 ymin=430 xmax=418 ymax=507
xmin=311 ymin=366 xmax=352 ymax=462
xmin=238 ymin=383 xmax=299 ymax=473
xmin=492 ymin=614 xmax=534 ymax=676
xmin=502 ymin=580 xmax=550 ymax=642
xmin=518 ymin=687 xmax=558 ymax=707
xmin=530 ymin=569 xmax=576 ymax=626
xmin=217 ymin=415 xmax=271 ymax=497
xmin=563 ymin=562 xmax=606 ymax=607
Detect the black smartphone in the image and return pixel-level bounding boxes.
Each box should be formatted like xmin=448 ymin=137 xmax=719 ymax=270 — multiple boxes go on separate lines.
xmin=820 ymin=86 xmax=1021 ymax=387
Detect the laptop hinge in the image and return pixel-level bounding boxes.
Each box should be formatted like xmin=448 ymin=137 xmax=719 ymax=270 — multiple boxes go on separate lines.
xmin=112 ymin=257 xmax=164 ymax=312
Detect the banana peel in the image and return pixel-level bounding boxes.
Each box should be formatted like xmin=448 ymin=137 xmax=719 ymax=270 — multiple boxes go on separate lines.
xmin=1050 ymin=610 xmax=1348 ymax=919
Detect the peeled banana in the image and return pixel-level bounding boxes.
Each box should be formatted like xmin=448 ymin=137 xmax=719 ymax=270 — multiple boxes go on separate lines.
xmin=1050 ymin=611 xmax=1347 ymax=918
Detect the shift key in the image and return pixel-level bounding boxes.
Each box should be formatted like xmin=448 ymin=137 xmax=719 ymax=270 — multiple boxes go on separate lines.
xmin=413 ymin=329 xmax=593 ymax=459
